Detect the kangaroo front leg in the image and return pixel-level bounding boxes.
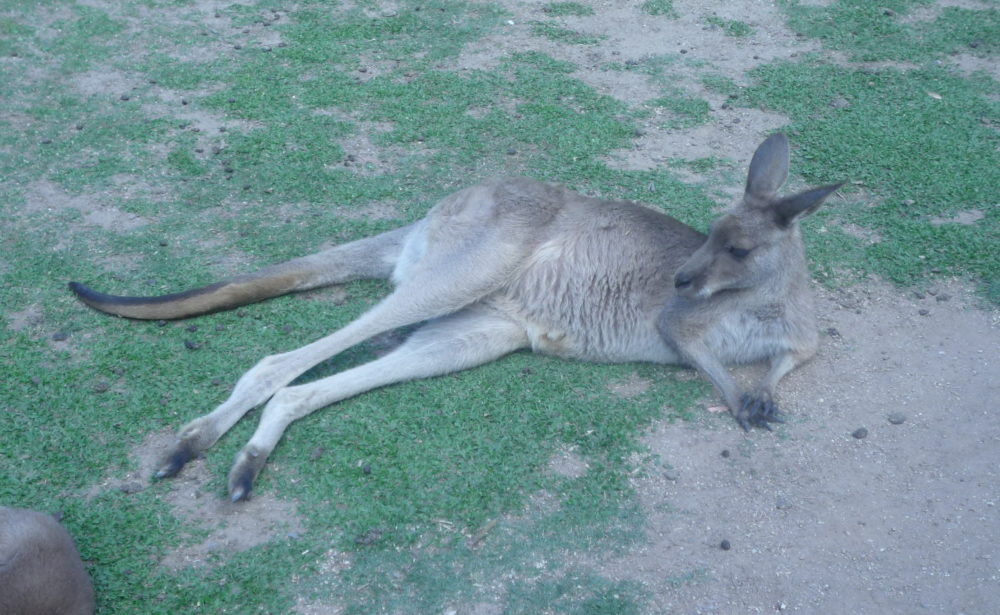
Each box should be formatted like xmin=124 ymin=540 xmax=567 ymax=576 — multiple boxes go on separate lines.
xmin=228 ymin=306 xmax=529 ymax=501
xmin=740 ymin=349 xmax=812 ymax=429
xmin=680 ymin=342 xmax=779 ymax=431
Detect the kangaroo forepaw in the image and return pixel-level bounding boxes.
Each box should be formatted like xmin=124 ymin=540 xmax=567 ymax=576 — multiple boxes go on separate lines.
xmin=735 ymin=393 xmax=784 ymax=432
xmin=153 ymin=440 xmax=199 ymax=479
xmin=228 ymin=447 xmax=268 ymax=502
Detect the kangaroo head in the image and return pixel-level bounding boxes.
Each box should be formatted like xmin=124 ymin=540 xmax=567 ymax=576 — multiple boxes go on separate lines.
xmin=673 ymin=134 xmax=843 ymax=300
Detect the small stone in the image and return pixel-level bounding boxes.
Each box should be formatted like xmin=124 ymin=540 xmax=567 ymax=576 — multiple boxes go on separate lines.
xmin=825 ymin=327 xmax=841 ymax=337
xmin=93 ymin=381 xmax=111 ymax=393
xmin=775 ymin=496 xmax=793 ymax=510
xmin=852 ymin=427 xmax=868 ymax=439
xmin=362 ymin=464 xmax=372 ymax=475
xmin=119 ymin=482 xmax=145 ymax=494
xmin=935 ymin=293 xmax=951 ymax=302
xmin=184 ymin=340 xmax=200 ymax=350
xmin=912 ymin=291 xmax=925 ymax=300
xmin=720 ymin=449 xmax=730 ymax=458
xmin=185 ymin=325 xmax=198 ymax=332
xmin=51 ymin=331 xmax=69 ymax=341
xmin=157 ymin=320 xmax=168 ymax=327
xmin=918 ymin=309 xmax=930 ymax=316
xmin=887 ymin=412 xmax=906 ymax=425
xmin=120 ymin=94 xmax=130 ymax=101
xmin=355 ymin=528 xmax=382 ymax=545
xmin=720 ymin=539 xmax=731 ymax=550
xmin=663 ymin=469 xmax=680 ymax=481
xmin=309 ymin=446 xmax=325 ymax=461
xmin=883 ymin=8 xmax=895 ymax=17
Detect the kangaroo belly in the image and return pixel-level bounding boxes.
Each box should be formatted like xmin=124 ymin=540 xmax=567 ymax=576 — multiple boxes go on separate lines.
xmin=496 ymin=236 xmax=678 ymax=364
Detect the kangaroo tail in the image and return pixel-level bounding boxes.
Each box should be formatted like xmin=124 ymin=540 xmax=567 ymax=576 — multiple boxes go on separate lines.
xmin=69 ymin=223 xmax=417 ymax=320
xmin=68 ymin=265 xmax=314 ymax=320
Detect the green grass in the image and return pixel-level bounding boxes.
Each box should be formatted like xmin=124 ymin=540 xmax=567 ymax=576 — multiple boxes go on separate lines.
xmin=641 ymin=0 xmax=679 ymax=18
xmin=531 ymin=20 xmax=606 ymax=45
xmin=543 ymin=2 xmax=595 ymax=17
xmin=706 ymin=15 xmax=754 ymax=37
xmin=3 ymin=0 xmax=999 ymax=613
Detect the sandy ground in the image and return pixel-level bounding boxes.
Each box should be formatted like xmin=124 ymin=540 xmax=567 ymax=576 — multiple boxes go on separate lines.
xmin=66 ymin=1 xmax=999 ymax=612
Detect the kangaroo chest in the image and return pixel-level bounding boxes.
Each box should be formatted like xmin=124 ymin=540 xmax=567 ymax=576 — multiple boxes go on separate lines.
xmin=702 ymin=303 xmax=789 ymax=365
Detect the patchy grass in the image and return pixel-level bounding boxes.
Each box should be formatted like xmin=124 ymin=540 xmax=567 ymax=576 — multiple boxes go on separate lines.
xmin=543 ymin=2 xmax=595 ymax=17
xmin=3 ymin=0 xmax=999 ymax=613
xmin=706 ymin=15 xmax=754 ymax=37
xmin=641 ymin=0 xmax=679 ymax=19
xmin=530 ymin=20 xmax=606 ymax=45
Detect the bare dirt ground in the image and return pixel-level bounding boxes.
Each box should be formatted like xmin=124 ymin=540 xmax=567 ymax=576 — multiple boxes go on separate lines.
xmin=487 ymin=2 xmax=1000 ymax=612
xmin=68 ymin=1 xmax=998 ymax=612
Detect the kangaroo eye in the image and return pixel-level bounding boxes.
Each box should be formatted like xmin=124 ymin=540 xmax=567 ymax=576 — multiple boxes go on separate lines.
xmin=727 ymin=245 xmax=751 ymax=259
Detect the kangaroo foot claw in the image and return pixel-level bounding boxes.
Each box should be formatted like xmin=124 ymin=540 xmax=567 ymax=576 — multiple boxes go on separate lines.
xmin=154 ymin=441 xmax=197 ymax=479
xmin=736 ymin=394 xmax=784 ymax=431
xmin=228 ymin=447 xmax=267 ymax=502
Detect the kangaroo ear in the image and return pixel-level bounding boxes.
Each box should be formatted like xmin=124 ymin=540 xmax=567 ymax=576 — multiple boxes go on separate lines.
xmin=745 ymin=133 xmax=789 ymax=200
xmin=772 ymin=182 xmax=844 ymax=227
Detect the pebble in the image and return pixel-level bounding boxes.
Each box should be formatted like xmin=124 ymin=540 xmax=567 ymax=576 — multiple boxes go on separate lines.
xmin=918 ymin=308 xmax=930 ymax=316
xmin=118 ymin=482 xmax=145 ymax=494
xmin=852 ymin=427 xmax=868 ymax=439
xmin=887 ymin=412 xmax=906 ymax=425
xmin=184 ymin=340 xmax=200 ymax=350
xmin=51 ymin=331 xmax=68 ymax=341
xmin=720 ymin=449 xmax=730 ymax=458
xmin=93 ymin=381 xmax=111 ymax=393
xmin=720 ymin=539 xmax=731 ymax=550
xmin=935 ymin=293 xmax=951 ymax=302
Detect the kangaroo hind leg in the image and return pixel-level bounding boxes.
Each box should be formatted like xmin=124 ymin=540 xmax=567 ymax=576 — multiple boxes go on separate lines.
xmin=228 ymin=305 xmax=529 ymax=501
xmin=156 ymin=220 xmax=527 ymax=483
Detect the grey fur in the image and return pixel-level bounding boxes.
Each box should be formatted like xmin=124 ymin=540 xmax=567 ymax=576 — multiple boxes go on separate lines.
xmin=0 ymin=507 xmax=95 ymax=615
xmin=70 ymin=133 xmax=841 ymax=500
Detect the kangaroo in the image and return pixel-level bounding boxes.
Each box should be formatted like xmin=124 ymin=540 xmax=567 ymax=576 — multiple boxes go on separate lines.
xmin=0 ymin=507 xmax=96 ymax=615
xmin=70 ymin=133 xmax=841 ymax=502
